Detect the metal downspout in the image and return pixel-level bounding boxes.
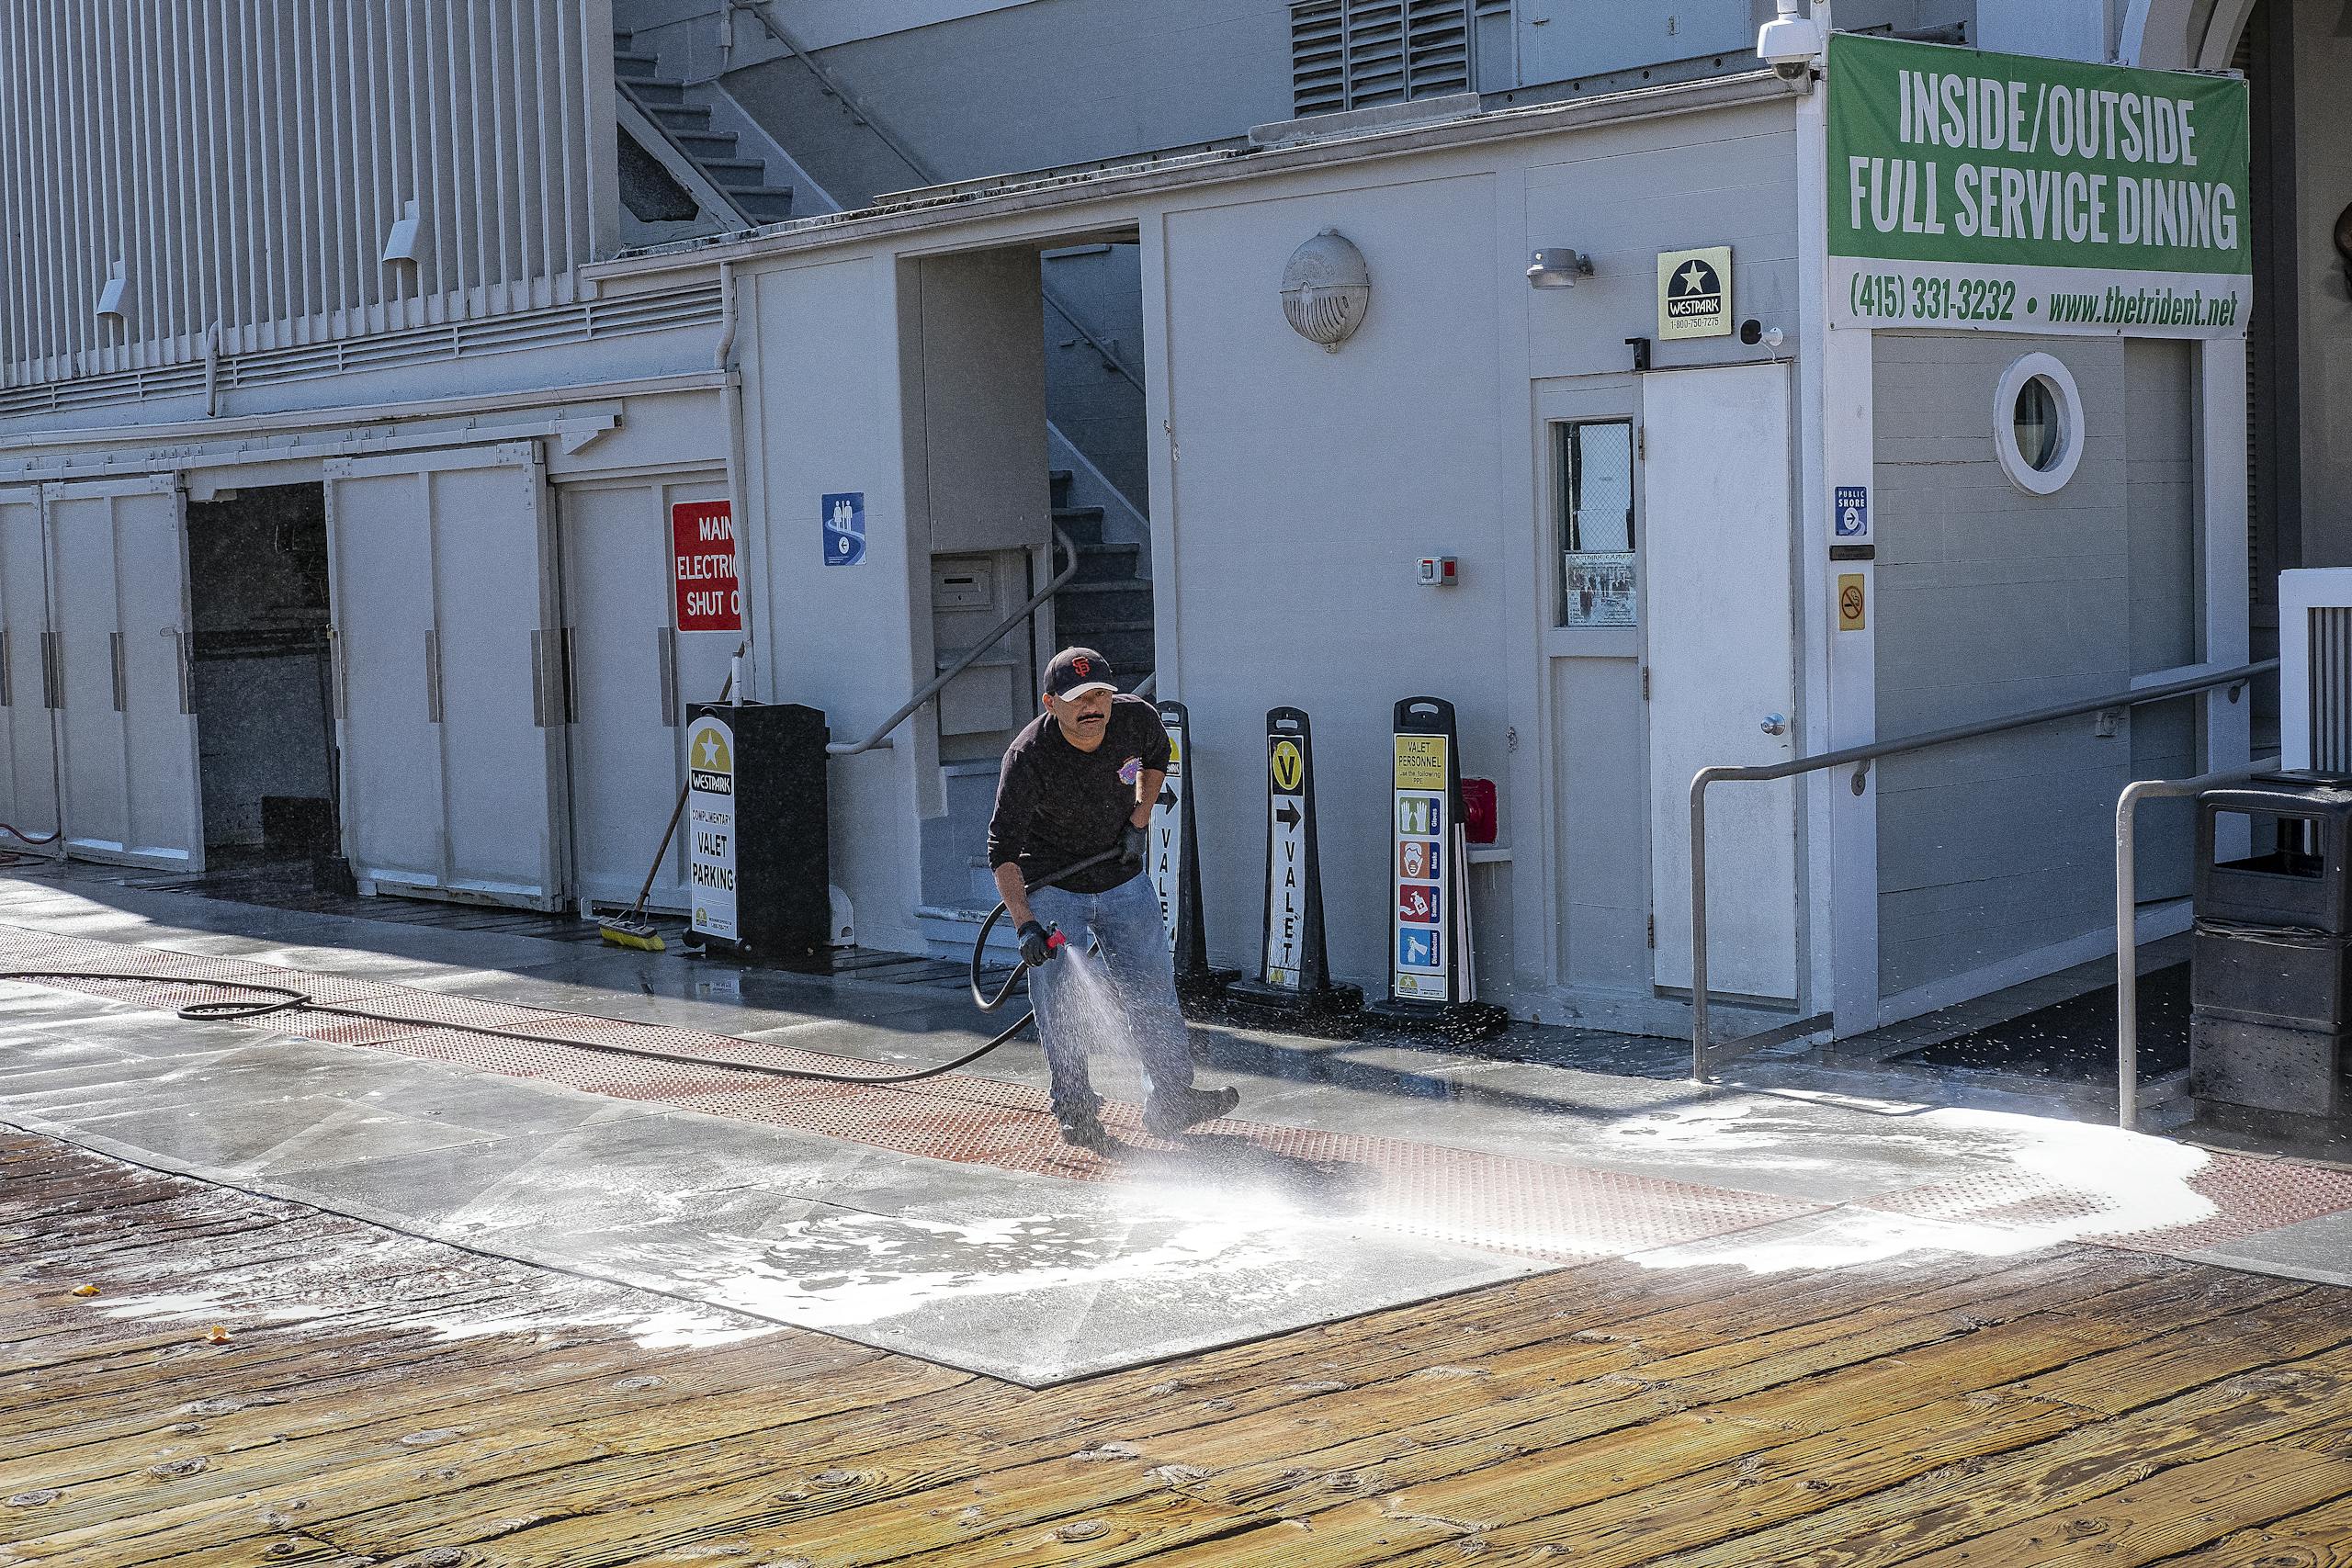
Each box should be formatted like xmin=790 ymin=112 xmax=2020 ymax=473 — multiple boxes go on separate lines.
xmin=716 ymin=260 xmax=759 ymax=695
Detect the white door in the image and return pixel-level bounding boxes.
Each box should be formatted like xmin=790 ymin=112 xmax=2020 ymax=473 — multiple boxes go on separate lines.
xmin=0 ymin=488 xmax=59 ymax=851
xmin=1539 ymin=382 xmax=1653 ymax=1004
xmin=556 ymin=476 xmax=734 ymax=913
xmin=1644 ymin=364 xmax=1799 ymax=1000
xmin=323 ymin=445 xmax=566 ymax=908
xmin=324 ymin=461 xmax=444 ymax=894
xmin=435 ymin=456 xmax=566 ymax=907
xmin=42 ymin=477 xmax=203 ymax=870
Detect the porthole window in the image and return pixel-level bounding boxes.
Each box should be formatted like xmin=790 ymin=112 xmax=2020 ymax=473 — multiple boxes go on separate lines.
xmin=2012 ymin=377 xmax=2060 ymax=470
xmin=1992 ymin=352 xmax=2085 ymax=495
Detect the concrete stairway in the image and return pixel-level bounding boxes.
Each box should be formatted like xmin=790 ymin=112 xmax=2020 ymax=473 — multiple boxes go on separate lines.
xmin=1047 ymin=468 xmax=1155 ymax=691
xmin=614 ymin=32 xmax=797 ymax=224
xmin=909 ymin=470 xmax=1156 ymax=956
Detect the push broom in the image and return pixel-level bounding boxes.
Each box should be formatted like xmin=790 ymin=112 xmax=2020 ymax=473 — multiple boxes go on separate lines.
xmin=597 ymin=648 xmax=741 ymax=952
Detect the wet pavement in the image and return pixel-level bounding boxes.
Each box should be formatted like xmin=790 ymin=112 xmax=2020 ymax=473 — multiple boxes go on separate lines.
xmin=3 ymin=863 xmax=2349 ymax=1386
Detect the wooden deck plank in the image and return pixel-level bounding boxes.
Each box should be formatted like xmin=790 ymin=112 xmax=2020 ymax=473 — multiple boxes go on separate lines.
xmin=775 ymin=1256 xmax=2340 ymax=1568
xmin=513 ymin=1251 xmax=2198 ymax=1567
xmin=1891 ymin=1435 xmax=2352 ymax=1567
xmin=1640 ymin=1344 xmax=2352 ymax=1568
xmin=2147 ymin=1489 xmax=2352 ymax=1565
xmin=7 ymin=1132 xmax=2352 ymax=1568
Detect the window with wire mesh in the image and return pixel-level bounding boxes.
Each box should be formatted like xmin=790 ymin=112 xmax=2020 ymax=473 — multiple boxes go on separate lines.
xmin=1291 ymin=0 xmax=1472 ymax=118
xmin=1555 ymin=419 xmax=1637 ymax=627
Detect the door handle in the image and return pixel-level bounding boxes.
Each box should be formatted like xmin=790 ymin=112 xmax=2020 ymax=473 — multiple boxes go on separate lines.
xmin=529 ymin=630 xmax=548 ymax=728
xmin=170 ymin=627 xmax=192 ymax=715
xmin=0 ymin=629 xmax=10 ymax=707
xmin=109 ymin=632 xmax=125 ymax=713
xmin=40 ymin=630 xmax=58 ymax=709
xmin=560 ymin=626 xmax=579 ymax=726
xmin=658 ymin=627 xmax=679 ymax=728
xmin=424 ymin=628 xmax=443 ymax=724
xmin=1759 ymin=712 xmax=1788 ymax=737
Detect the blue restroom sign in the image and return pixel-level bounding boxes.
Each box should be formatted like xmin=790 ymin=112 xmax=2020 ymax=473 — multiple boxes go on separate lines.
xmin=1834 ymin=485 xmax=1869 ymax=538
xmin=822 ymin=491 xmax=865 ymax=566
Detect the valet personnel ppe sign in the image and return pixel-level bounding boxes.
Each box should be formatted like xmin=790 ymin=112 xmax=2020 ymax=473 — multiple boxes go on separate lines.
xmin=1391 ymin=728 xmax=1451 ymax=1001
xmin=684 ymin=713 xmax=737 ymax=941
xmin=1826 ymin=34 xmax=2249 ymax=336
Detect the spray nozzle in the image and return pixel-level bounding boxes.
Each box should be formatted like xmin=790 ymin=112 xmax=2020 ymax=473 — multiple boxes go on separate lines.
xmin=1046 ymin=927 xmax=1067 ymax=952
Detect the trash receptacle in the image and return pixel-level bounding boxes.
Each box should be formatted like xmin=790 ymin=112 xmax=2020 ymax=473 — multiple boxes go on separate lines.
xmin=2190 ymin=772 xmax=2352 ymax=1133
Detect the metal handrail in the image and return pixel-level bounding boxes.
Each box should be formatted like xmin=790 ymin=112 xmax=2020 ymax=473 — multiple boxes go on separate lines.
xmin=1689 ymin=659 xmax=2278 ymax=1082
xmin=2114 ymin=757 xmax=2279 ymax=1131
xmin=826 ymin=525 xmax=1080 ymax=756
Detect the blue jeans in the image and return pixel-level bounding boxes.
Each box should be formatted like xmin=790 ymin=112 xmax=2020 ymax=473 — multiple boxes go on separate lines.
xmin=1025 ymin=870 xmax=1197 ymax=1118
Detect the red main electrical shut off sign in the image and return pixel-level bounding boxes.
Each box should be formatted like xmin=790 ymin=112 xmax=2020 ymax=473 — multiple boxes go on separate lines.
xmin=672 ymin=501 xmax=742 ymax=633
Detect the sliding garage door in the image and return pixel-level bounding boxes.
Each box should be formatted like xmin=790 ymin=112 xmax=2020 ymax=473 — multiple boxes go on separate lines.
xmin=323 ymin=444 xmax=568 ymax=908
xmin=41 ymin=477 xmax=203 ymax=870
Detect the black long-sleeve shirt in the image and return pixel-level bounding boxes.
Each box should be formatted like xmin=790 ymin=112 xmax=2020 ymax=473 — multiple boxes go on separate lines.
xmin=986 ymin=696 xmax=1170 ymax=894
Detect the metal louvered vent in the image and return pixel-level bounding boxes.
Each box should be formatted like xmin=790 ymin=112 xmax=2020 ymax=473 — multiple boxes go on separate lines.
xmin=1291 ymin=0 xmax=1471 ymax=118
xmin=2312 ymin=607 xmax=2352 ymax=772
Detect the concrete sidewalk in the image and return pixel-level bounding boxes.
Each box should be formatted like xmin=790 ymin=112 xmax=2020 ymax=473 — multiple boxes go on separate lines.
xmin=3 ymin=864 xmax=2348 ymax=1385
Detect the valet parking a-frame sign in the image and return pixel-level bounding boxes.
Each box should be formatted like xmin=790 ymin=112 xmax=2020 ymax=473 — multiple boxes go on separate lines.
xmin=1826 ymin=34 xmax=2250 ymax=336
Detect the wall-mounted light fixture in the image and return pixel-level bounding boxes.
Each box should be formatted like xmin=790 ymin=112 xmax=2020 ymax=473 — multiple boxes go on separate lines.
xmin=1280 ymin=229 xmax=1371 ymax=351
xmin=1526 ymin=248 xmax=1594 ymax=288
xmin=94 ymin=260 xmax=127 ymax=329
xmin=381 ymin=198 xmax=423 ymax=272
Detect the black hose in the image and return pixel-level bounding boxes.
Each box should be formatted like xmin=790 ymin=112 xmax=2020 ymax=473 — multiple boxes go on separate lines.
xmin=0 ymin=850 xmax=1129 ymax=1089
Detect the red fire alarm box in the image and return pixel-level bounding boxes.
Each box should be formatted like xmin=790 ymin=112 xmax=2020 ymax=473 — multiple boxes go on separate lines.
xmin=1461 ymin=777 xmax=1497 ymax=844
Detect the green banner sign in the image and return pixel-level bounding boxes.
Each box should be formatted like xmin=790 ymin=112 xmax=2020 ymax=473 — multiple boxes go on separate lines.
xmin=1826 ymin=34 xmax=2250 ymax=335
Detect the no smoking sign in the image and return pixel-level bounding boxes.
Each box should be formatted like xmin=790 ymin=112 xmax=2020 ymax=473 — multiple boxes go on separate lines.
xmin=1838 ymin=572 xmax=1868 ymax=633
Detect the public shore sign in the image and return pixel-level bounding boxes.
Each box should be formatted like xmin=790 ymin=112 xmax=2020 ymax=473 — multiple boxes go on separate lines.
xmin=1826 ymin=34 xmax=2251 ymax=337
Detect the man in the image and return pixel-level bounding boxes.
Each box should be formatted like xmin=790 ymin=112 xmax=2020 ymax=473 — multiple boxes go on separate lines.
xmin=988 ymin=647 xmax=1238 ymax=1154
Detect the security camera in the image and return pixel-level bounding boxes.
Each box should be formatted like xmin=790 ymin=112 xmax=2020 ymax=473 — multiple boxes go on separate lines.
xmin=1757 ymin=1 xmax=1823 ymax=84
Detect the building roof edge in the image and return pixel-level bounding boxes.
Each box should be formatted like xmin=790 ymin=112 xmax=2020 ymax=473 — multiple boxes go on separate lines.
xmin=586 ymin=69 xmax=1796 ymax=283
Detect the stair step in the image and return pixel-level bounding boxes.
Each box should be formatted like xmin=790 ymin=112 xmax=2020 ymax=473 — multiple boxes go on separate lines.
xmin=725 ymin=187 xmax=797 ymax=221
xmin=1072 ymin=542 xmax=1141 ymax=583
xmin=614 ymin=50 xmax=662 ymax=73
xmin=620 ymin=77 xmax=687 ymax=107
xmin=673 ymin=130 xmax=741 ymax=159
xmin=1048 ymin=468 xmax=1076 ymax=508
xmin=652 ymin=103 xmax=714 ymax=130
xmin=1056 ymin=616 xmax=1156 ymax=641
xmin=699 ymin=156 xmax=770 ymax=180
xmin=1051 ymin=504 xmax=1106 ymax=547
xmin=1057 ymin=580 xmax=1153 ymax=613
xmin=1054 ymin=624 xmax=1155 ymax=672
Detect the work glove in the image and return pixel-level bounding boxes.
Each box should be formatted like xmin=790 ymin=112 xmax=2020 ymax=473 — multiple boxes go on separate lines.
xmin=1119 ymin=821 xmax=1149 ymax=867
xmin=1017 ymin=920 xmax=1060 ymax=968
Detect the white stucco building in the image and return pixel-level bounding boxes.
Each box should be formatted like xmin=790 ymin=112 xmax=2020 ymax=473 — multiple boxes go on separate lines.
xmin=0 ymin=0 xmax=2343 ymax=1053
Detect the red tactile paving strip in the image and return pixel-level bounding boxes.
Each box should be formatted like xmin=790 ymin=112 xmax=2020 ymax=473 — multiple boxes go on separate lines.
xmin=1861 ymin=1158 xmax=2352 ymax=1254
xmin=8 ymin=925 xmax=2351 ymax=1266
xmin=0 ymin=928 xmax=1815 ymax=1261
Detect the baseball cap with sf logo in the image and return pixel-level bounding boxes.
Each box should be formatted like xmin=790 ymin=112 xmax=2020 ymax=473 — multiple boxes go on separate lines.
xmin=1044 ymin=646 xmax=1117 ymax=699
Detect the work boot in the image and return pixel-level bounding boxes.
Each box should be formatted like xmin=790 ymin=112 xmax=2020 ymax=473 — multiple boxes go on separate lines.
xmin=1057 ymin=1103 xmax=1116 ymax=1156
xmin=1143 ymin=1085 xmax=1239 ymax=1140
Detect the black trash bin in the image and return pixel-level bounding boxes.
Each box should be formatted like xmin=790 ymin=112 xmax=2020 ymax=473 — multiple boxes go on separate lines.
xmin=2189 ymin=772 xmax=2352 ymax=1134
